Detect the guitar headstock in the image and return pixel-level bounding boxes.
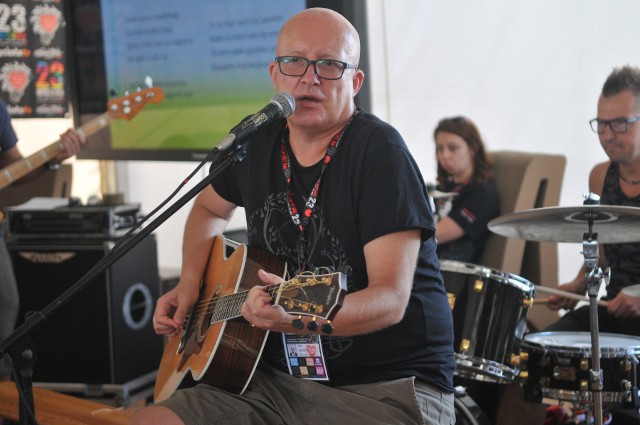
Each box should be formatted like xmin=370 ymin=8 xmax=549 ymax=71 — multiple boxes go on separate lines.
xmin=275 ymin=272 xmax=347 ymax=321
xmin=106 ymin=86 xmax=165 ymax=121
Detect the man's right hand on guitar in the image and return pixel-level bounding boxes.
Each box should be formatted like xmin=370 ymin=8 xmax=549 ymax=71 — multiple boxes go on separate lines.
xmin=153 ymin=284 xmax=199 ymax=338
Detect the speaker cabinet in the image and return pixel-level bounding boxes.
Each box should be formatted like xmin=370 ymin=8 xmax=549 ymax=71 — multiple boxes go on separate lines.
xmin=9 ymin=235 xmax=163 ymax=385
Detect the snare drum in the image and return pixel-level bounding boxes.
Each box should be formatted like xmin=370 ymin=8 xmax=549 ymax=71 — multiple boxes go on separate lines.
xmin=440 ymin=260 xmax=535 ymax=383
xmin=520 ymin=332 xmax=640 ymax=408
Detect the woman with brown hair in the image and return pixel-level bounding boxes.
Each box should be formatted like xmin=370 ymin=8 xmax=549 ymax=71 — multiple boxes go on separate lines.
xmin=432 ymin=116 xmax=500 ymax=263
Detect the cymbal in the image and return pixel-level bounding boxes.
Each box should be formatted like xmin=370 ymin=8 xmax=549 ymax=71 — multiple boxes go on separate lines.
xmin=488 ymin=205 xmax=640 ymax=243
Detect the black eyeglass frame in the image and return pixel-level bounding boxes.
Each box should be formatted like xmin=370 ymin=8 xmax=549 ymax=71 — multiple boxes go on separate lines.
xmin=274 ymin=56 xmax=357 ymax=80
xmin=589 ymin=116 xmax=640 ymax=134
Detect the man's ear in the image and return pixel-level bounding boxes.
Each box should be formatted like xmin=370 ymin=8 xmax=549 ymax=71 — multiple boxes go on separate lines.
xmin=352 ymin=69 xmax=365 ymax=97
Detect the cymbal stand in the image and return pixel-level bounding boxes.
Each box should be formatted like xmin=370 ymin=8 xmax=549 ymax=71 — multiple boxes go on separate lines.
xmin=581 ymin=218 xmax=610 ymax=425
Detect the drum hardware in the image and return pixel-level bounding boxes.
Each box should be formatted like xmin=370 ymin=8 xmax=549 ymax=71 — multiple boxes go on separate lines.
xmin=453 ymin=386 xmax=491 ymax=425
xmin=519 ymin=332 xmax=640 ymax=415
xmin=487 ymin=201 xmax=640 ymax=244
xmin=473 ymin=279 xmax=484 ymax=292
xmin=461 ymin=339 xmax=471 ymax=352
xmin=447 ymin=293 xmax=455 ymax=309
xmin=440 ymin=259 xmax=535 ymax=384
xmin=487 ymin=193 xmax=640 ymax=425
xmin=428 ymin=189 xmax=459 ymax=200
xmin=510 ymin=353 xmax=521 ymax=367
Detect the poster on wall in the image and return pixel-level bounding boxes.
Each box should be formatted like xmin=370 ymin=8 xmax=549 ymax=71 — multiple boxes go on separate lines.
xmin=0 ymin=0 xmax=68 ymax=118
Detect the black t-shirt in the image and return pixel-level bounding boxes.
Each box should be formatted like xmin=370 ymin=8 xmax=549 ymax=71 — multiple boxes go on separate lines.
xmin=601 ymin=162 xmax=640 ymax=299
xmin=211 ymin=109 xmax=455 ymax=392
xmin=434 ymin=181 xmax=500 ymax=263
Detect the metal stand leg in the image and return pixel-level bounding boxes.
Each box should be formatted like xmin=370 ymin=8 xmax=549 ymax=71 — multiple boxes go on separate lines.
xmin=582 ymin=231 xmax=610 ymax=425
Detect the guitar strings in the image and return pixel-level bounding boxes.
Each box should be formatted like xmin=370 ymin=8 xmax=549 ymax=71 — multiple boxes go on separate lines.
xmin=180 ymin=271 xmax=332 ymax=327
xmin=182 ymin=283 xmax=283 ymax=326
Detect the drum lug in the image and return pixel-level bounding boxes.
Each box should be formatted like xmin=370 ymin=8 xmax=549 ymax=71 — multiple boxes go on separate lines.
xmin=523 ymin=297 xmax=533 ymax=308
xmin=460 ymin=339 xmax=471 ymax=353
xmin=447 ymin=293 xmax=455 ymax=310
xmin=519 ymin=370 xmax=529 ymax=380
xmin=580 ymin=359 xmax=589 ymax=371
xmin=520 ymin=351 xmax=529 ymax=362
xmin=622 ymin=379 xmax=632 ymax=391
xmin=473 ymin=279 xmax=484 ymax=292
xmin=510 ymin=354 xmax=521 ymax=366
xmin=580 ymin=380 xmax=589 ymax=392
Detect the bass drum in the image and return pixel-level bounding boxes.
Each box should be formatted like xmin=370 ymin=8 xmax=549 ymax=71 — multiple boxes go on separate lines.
xmin=454 ymin=389 xmax=491 ymax=425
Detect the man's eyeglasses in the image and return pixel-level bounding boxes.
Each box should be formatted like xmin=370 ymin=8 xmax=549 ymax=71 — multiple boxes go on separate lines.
xmin=275 ymin=56 xmax=357 ymax=80
xmin=589 ymin=116 xmax=640 ymax=134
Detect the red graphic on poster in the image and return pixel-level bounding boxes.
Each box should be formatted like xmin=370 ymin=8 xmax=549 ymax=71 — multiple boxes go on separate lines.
xmin=0 ymin=1 xmax=68 ymax=117
xmin=30 ymin=5 xmax=62 ymax=46
xmin=0 ymin=62 xmax=31 ymax=103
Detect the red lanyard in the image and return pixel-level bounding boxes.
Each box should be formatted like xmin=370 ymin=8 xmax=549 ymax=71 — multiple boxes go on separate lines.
xmin=280 ymin=114 xmax=356 ymax=271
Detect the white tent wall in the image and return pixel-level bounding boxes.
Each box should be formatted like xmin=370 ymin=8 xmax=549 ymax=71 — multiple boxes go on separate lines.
xmin=13 ymin=1 xmax=639 ymax=284
xmin=366 ymin=0 xmax=640 ymax=284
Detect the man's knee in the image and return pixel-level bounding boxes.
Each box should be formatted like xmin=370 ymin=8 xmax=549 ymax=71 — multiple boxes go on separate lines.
xmin=129 ymin=405 xmax=183 ymax=425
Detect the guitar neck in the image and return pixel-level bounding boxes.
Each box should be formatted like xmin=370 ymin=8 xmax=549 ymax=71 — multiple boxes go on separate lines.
xmin=203 ymin=271 xmax=344 ymax=326
xmin=0 ymin=112 xmax=111 ymax=191
xmin=208 ymin=285 xmax=278 ymax=324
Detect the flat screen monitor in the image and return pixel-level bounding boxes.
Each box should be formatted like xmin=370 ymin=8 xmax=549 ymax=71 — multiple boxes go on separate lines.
xmin=66 ymin=0 xmax=370 ymax=161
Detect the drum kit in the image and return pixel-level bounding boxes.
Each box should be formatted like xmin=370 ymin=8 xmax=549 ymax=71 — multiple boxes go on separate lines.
xmin=441 ymin=195 xmax=640 ymax=425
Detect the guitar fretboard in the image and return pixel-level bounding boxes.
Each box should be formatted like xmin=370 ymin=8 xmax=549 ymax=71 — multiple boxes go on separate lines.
xmin=199 ymin=284 xmax=281 ymax=324
xmin=0 ymin=141 xmax=64 ymax=190
xmin=0 ymin=112 xmax=111 ymax=191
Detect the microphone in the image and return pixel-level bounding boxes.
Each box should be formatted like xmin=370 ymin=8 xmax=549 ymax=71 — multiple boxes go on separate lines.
xmin=215 ymin=92 xmax=295 ymax=152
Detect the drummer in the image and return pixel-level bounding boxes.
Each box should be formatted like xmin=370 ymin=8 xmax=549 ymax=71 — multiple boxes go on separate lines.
xmin=546 ymin=65 xmax=640 ymax=337
xmin=498 ymin=65 xmax=640 ymax=425
xmin=432 ymin=116 xmax=500 ymax=263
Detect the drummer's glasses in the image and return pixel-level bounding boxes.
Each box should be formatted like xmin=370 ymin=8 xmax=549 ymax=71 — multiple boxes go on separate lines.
xmin=589 ymin=116 xmax=640 ymax=134
xmin=275 ymin=56 xmax=357 ymax=80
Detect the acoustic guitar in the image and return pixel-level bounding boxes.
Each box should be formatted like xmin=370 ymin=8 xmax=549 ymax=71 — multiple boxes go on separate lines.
xmin=154 ymin=235 xmax=347 ymax=402
xmin=0 ymin=86 xmax=164 ymax=191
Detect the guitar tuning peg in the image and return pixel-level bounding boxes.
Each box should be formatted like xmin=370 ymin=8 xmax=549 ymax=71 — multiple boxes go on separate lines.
xmin=292 ymin=316 xmax=304 ymax=330
xmin=307 ymin=318 xmax=319 ymax=332
xmin=321 ymin=321 xmax=334 ymax=335
xmin=145 ymin=75 xmax=153 ymax=87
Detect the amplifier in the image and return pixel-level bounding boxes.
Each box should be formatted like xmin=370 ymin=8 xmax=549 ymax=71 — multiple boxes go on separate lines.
xmin=5 ymin=198 xmax=141 ymax=240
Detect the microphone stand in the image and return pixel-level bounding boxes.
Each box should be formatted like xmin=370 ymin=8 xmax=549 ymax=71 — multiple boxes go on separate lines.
xmin=0 ymin=142 xmax=248 ymax=425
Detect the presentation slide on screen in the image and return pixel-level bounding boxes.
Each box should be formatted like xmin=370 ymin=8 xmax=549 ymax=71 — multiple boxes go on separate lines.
xmin=100 ymin=0 xmax=305 ymax=155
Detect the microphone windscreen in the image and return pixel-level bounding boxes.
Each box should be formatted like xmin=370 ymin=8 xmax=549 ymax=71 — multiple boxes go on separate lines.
xmin=272 ymin=92 xmax=295 ymax=117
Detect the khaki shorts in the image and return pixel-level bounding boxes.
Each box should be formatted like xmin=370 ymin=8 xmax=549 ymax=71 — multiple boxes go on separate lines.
xmin=158 ymin=366 xmax=455 ymax=425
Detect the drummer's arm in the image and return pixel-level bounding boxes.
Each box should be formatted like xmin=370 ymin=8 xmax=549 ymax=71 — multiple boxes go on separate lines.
xmin=547 ymin=268 xmax=587 ymax=311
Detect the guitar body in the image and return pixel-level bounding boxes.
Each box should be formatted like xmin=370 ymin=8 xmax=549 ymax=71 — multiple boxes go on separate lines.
xmin=154 ymin=235 xmax=286 ymax=402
